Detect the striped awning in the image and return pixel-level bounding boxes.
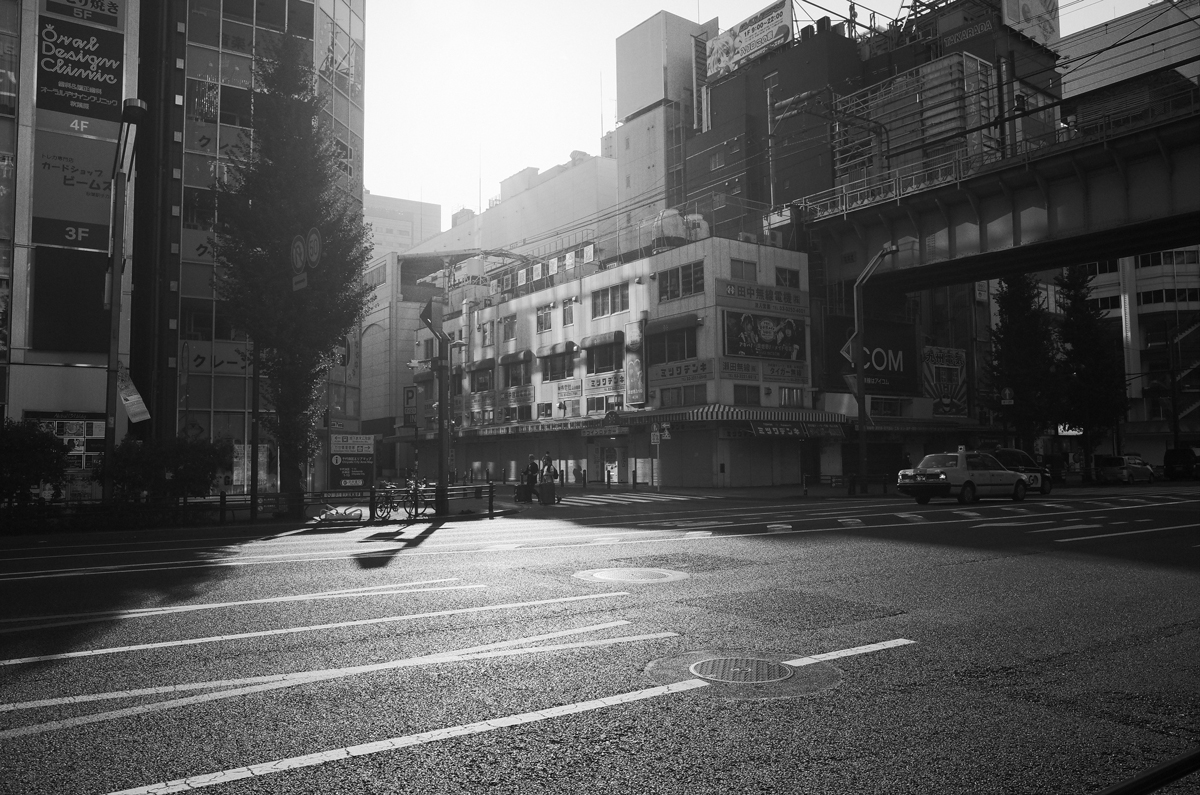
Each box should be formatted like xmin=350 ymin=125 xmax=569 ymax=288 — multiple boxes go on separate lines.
xmin=623 ymin=405 xmax=850 ymax=425
xmin=644 ymin=313 xmax=700 ymax=336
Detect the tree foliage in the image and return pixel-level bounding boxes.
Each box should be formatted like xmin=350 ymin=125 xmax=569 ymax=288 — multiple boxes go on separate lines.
xmin=212 ymin=35 xmax=372 ymax=495
xmin=1054 ymin=264 xmax=1127 ymax=469
xmin=95 ymin=436 xmax=235 ymax=501
xmin=0 ymin=419 xmax=71 ymax=506
xmin=983 ymin=273 xmax=1060 ymax=449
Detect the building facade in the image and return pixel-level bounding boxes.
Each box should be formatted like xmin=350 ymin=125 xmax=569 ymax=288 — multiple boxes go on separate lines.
xmin=362 ymin=189 xmax=439 ymax=259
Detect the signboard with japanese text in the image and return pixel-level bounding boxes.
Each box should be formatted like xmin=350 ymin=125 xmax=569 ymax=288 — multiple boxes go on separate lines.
xmin=41 ymin=0 xmax=127 ymax=30
xmin=500 ymin=385 xmax=534 ymax=406
xmin=329 ymin=452 xmax=372 ymax=489
xmin=706 ymin=0 xmax=792 ymax=80
xmin=922 ymin=346 xmax=967 ymax=417
xmin=467 ymin=391 xmax=495 ymax=412
xmin=650 ymin=358 xmax=714 ymax=385
xmin=719 ymin=358 xmax=758 ymax=380
xmin=716 ymin=278 xmax=809 ymax=316
xmin=555 ymin=380 xmax=581 ymax=400
xmin=330 ymin=433 xmax=374 ymax=454
xmin=35 ymin=14 xmax=125 ymax=138
xmin=584 ymin=371 xmax=625 ymax=395
xmin=761 ymin=359 xmax=809 ymax=385
xmin=624 ymin=319 xmax=645 ymax=406
xmin=750 ymin=421 xmax=805 ymax=437
xmin=722 ymin=311 xmax=807 ymax=362
xmin=32 ymin=130 xmax=112 ymax=249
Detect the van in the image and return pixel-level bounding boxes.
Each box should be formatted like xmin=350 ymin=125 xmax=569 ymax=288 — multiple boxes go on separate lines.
xmin=1163 ymin=448 xmax=1199 ymax=480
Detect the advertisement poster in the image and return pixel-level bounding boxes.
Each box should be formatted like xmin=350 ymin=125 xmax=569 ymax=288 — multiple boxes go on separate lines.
xmin=716 ymin=278 xmax=809 ymax=316
xmin=723 ymin=310 xmax=806 ymax=361
xmin=624 ymin=320 xmax=645 ymax=406
xmin=32 ymin=130 xmax=113 ymax=249
xmin=1002 ymin=0 xmax=1059 ymax=49
xmin=329 ymin=433 xmax=374 ymax=490
xmin=824 ymin=316 xmax=918 ymax=396
xmin=706 ymin=0 xmax=792 ymax=80
xmin=922 ymin=346 xmax=968 ymax=417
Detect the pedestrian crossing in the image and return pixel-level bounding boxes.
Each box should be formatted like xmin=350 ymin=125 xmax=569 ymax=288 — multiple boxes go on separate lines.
xmin=557 ymin=491 xmax=722 ymax=507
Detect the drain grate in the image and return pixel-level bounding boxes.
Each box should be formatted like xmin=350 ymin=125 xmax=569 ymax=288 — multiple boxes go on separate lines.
xmin=688 ymin=657 xmax=794 ymax=684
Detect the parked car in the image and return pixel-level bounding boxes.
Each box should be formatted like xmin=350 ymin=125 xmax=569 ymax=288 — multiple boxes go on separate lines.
xmin=1163 ymin=448 xmax=1200 ymax=480
xmin=897 ymin=449 xmax=1030 ymax=505
xmin=991 ymin=447 xmax=1053 ymax=495
xmin=1096 ymin=455 xmax=1155 ymax=484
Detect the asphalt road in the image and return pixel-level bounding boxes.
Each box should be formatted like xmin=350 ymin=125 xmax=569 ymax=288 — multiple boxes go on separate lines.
xmin=1 ymin=484 xmax=1198 ymax=794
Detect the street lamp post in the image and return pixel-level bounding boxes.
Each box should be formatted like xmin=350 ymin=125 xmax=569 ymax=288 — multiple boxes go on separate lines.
xmin=102 ymin=98 xmax=148 ymax=503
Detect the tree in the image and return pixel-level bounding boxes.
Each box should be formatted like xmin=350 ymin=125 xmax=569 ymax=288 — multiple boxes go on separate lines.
xmin=983 ymin=273 xmax=1059 ymax=449
xmin=0 ymin=419 xmax=70 ymax=507
xmin=1054 ymin=264 xmax=1127 ymax=475
xmin=97 ymin=436 xmax=234 ymax=501
xmin=212 ymin=35 xmax=372 ymax=499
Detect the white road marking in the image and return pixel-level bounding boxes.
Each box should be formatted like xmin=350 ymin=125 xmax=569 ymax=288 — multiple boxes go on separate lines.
xmin=0 ymin=621 xmax=637 ymax=713
xmin=766 ymin=524 xmax=792 ymax=532
xmin=838 ymin=519 xmax=863 ymax=526
xmin=1026 ymin=524 xmax=1102 ymax=534
xmin=784 ymin=638 xmax=916 ymax=666
xmin=2 ymin=631 xmax=681 ymax=740
xmin=104 ymin=638 xmax=915 ymax=794
xmin=973 ymin=520 xmax=1055 ymax=528
xmin=0 ymin=592 xmax=629 ymax=667
xmin=106 ymin=679 xmax=710 ymax=794
xmin=896 ymin=514 xmax=924 ymax=522
xmin=1054 ymin=522 xmax=1198 ymax=542
xmin=954 ymin=511 xmax=981 ymax=518
xmin=0 ymin=581 xmax=478 ymax=634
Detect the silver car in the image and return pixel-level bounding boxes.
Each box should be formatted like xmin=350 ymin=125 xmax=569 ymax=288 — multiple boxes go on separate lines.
xmin=1096 ymin=455 xmax=1155 ymax=484
xmin=898 ymin=450 xmax=1030 ymax=505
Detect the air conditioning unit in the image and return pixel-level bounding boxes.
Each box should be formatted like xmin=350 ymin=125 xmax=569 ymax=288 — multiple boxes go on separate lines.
xmin=483 ymin=297 xmax=493 ymax=307
xmin=737 ymin=232 xmax=757 ymax=244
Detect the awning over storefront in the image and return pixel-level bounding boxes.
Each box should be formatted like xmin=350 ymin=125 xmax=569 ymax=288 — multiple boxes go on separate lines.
xmin=536 ymin=341 xmax=579 ymax=357
xmin=579 ymin=330 xmax=624 ymax=349
xmin=644 ymin=313 xmax=701 ymax=336
xmin=452 ymin=364 xmax=463 ymax=376
xmin=413 ymin=370 xmax=435 ymax=383
xmin=623 ymin=405 xmax=851 ymax=429
xmin=465 ymin=357 xmax=494 ymax=371
xmin=498 ymin=349 xmax=533 ymax=364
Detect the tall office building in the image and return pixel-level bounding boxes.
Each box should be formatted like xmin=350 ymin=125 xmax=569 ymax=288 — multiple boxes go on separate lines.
xmin=362 ymin=190 xmax=440 ymax=258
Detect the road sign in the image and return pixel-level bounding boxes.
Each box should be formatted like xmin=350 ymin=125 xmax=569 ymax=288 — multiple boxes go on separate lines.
xmin=290 ymin=235 xmax=306 ymax=275
xmin=651 ymin=432 xmax=661 ymax=444
xmin=306 ymin=227 xmax=322 ymax=268
xmin=661 ymin=428 xmax=671 ymax=440
xmin=1001 ymin=387 xmax=1014 ymax=406
xmin=840 ymin=336 xmax=856 ymax=364
xmin=292 ymin=272 xmax=307 ymax=291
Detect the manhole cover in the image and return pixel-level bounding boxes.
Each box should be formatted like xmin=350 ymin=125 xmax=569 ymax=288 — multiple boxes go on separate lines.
xmin=689 ymin=657 xmax=794 ymax=684
xmin=573 ymin=568 xmax=689 ymax=584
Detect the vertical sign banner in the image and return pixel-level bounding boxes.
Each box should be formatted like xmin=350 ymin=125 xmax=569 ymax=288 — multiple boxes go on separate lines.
xmin=329 ymin=433 xmax=375 ymax=490
xmin=922 ymin=346 xmax=968 ymax=417
xmin=32 ymin=131 xmax=113 ymax=249
xmin=624 ymin=319 xmax=645 ymax=406
xmin=35 ymin=15 xmax=125 ymax=136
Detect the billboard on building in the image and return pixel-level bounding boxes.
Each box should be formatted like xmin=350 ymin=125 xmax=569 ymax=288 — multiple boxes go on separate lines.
xmin=922 ymin=346 xmax=968 ymax=417
xmin=824 ymin=316 xmax=918 ymax=396
xmin=722 ymin=310 xmax=806 ymax=361
xmin=706 ymin=0 xmax=793 ymax=80
xmin=1002 ymin=0 xmax=1059 ymax=49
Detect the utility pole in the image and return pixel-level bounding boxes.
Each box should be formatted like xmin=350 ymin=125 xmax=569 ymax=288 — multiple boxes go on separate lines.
xmin=854 ymin=245 xmax=897 ymax=493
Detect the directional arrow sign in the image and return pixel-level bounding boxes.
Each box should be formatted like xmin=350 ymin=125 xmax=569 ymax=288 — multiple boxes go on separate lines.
xmin=840 ymin=336 xmax=856 ymax=364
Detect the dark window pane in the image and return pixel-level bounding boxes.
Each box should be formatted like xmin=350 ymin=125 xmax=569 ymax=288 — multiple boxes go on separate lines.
xmin=224 ymin=0 xmax=254 ymax=24
xmin=288 ymin=0 xmax=314 ymax=38
xmin=188 ymin=0 xmax=221 ymax=45
xmin=256 ymin=0 xmax=286 ymax=31
xmin=31 ymin=248 xmax=108 ymax=353
xmin=219 ymin=85 xmax=252 ymax=127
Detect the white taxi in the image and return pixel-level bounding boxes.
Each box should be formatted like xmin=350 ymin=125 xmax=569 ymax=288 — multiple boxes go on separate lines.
xmin=897 ymin=448 xmax=1030 ymax=505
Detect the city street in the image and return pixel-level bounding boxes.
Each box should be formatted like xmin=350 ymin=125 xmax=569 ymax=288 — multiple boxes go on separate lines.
xmin=1 ymin=485 xmax=1198 ymax=794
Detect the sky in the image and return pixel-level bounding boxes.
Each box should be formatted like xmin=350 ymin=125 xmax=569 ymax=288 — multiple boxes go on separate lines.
xmin=362 ymin=0 xmax=1158 ymax=232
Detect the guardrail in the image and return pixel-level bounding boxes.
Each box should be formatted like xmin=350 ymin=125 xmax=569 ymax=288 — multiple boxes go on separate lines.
xmin=0 ymin=483 xmax=499 ymax=534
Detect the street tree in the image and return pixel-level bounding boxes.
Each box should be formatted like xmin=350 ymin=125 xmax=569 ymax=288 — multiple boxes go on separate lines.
xmin=213 ymin=35 xmax=372 ymax=499
xmin=1054 ymin=264 xmax=1127 ymax=476
xmin=983 ymin=273 xmax=1059 ymax=449
xmin=0 ymin=418 xmax=70 ymax=507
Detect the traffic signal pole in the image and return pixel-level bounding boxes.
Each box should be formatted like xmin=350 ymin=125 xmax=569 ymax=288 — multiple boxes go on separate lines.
xmin=435 ymin=335 xmax=450 ymax=516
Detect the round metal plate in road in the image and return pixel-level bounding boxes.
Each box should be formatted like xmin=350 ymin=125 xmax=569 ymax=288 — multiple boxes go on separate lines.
xmin=572 ymin=568 xmax=689 ymax=584
xmin=646 ymin=649 xmax=842 ymax=701
xmin=689 ymin=657 xmax=794 ymax=684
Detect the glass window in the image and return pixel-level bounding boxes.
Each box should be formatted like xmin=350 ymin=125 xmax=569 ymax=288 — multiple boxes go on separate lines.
xmin=504 ymin=361 xmax=531 ymax=388
xmin=733 ymin=384 xmax=761 ymax=406
xmin=219 ymin=85 xmax=252 ymax=127
xmin=213 ymin=376 xmax=247 ymax=410
xmin=586 ymin=343 xmax=623 ymax=374
xmin=183 ymin=187 xmax=216 ymax=230
xmin=730 ymin=259 xmax=756 ymax=281
xmin=541 ymin=353 xmax=573 ymax=382
xmin=186 ymin=45 xmax=220 ymax=82
xmin=658 ymin=261 xmax=704 ymax=302
xmin=188 ymin=0 xmax=221 ymax=46
xmin=220 ymin=53 xmax=253 ymax=88
xmin=224 ymin=0 xmax=255 ymax=23
xmin=501 ymin=314 xmax=516 ymax=341
xmin=592 ymin=284 xmax=629 ymax=318
xmin=537 ymin=402 xmax=553 ymax=419
xmin=289 ymin=0 xmax=315 ymax=38
xmin=710 ymin=151 xmax=724 ymax=170
xmin=563 ymin=302 xmax=574 ymax=326
xmin=222 ymin=20 xmax=254 ymax=53
xmin=470 ymin=368 xmax=493 ymax=393
xmin=536 ymin=304 xmax=553 ymax=333
xmin=180 ymin=297 xmax=214 ymax=341
xmin=480 ymin=320 xmax=493 ymax=347
xmin=646 ymin=327 xmax=697 ymax=366
xmin=660 ymin=384 xmax=706 ymax=407
xmin=256 ymin=0 xmax=286 ymax=31
xmin=776 ymin=267 xmax=800 ymax=288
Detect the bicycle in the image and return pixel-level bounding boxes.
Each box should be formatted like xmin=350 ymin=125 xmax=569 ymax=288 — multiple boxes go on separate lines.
xmin=316 ymin=503 xmax=364 ymax=523
xmin=400 ymin=477 xmax=429 ymax=519
xmin=375 ymin=488 xmax=401 ymax=522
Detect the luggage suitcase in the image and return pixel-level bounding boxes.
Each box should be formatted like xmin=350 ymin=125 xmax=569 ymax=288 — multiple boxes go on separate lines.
xmin=516 ymin=484 xmax=532 ymax=503
xmin=538 ymin=481 xmax=556 ymax=505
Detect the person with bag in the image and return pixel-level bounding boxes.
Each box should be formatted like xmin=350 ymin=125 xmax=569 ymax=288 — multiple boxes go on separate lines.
xmin=517 ymin=455 xmax=539 ymax=503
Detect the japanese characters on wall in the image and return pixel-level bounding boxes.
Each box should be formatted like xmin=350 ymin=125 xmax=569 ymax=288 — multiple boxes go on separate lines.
xmin=922 ymin=346 xmax=968 ymax=417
